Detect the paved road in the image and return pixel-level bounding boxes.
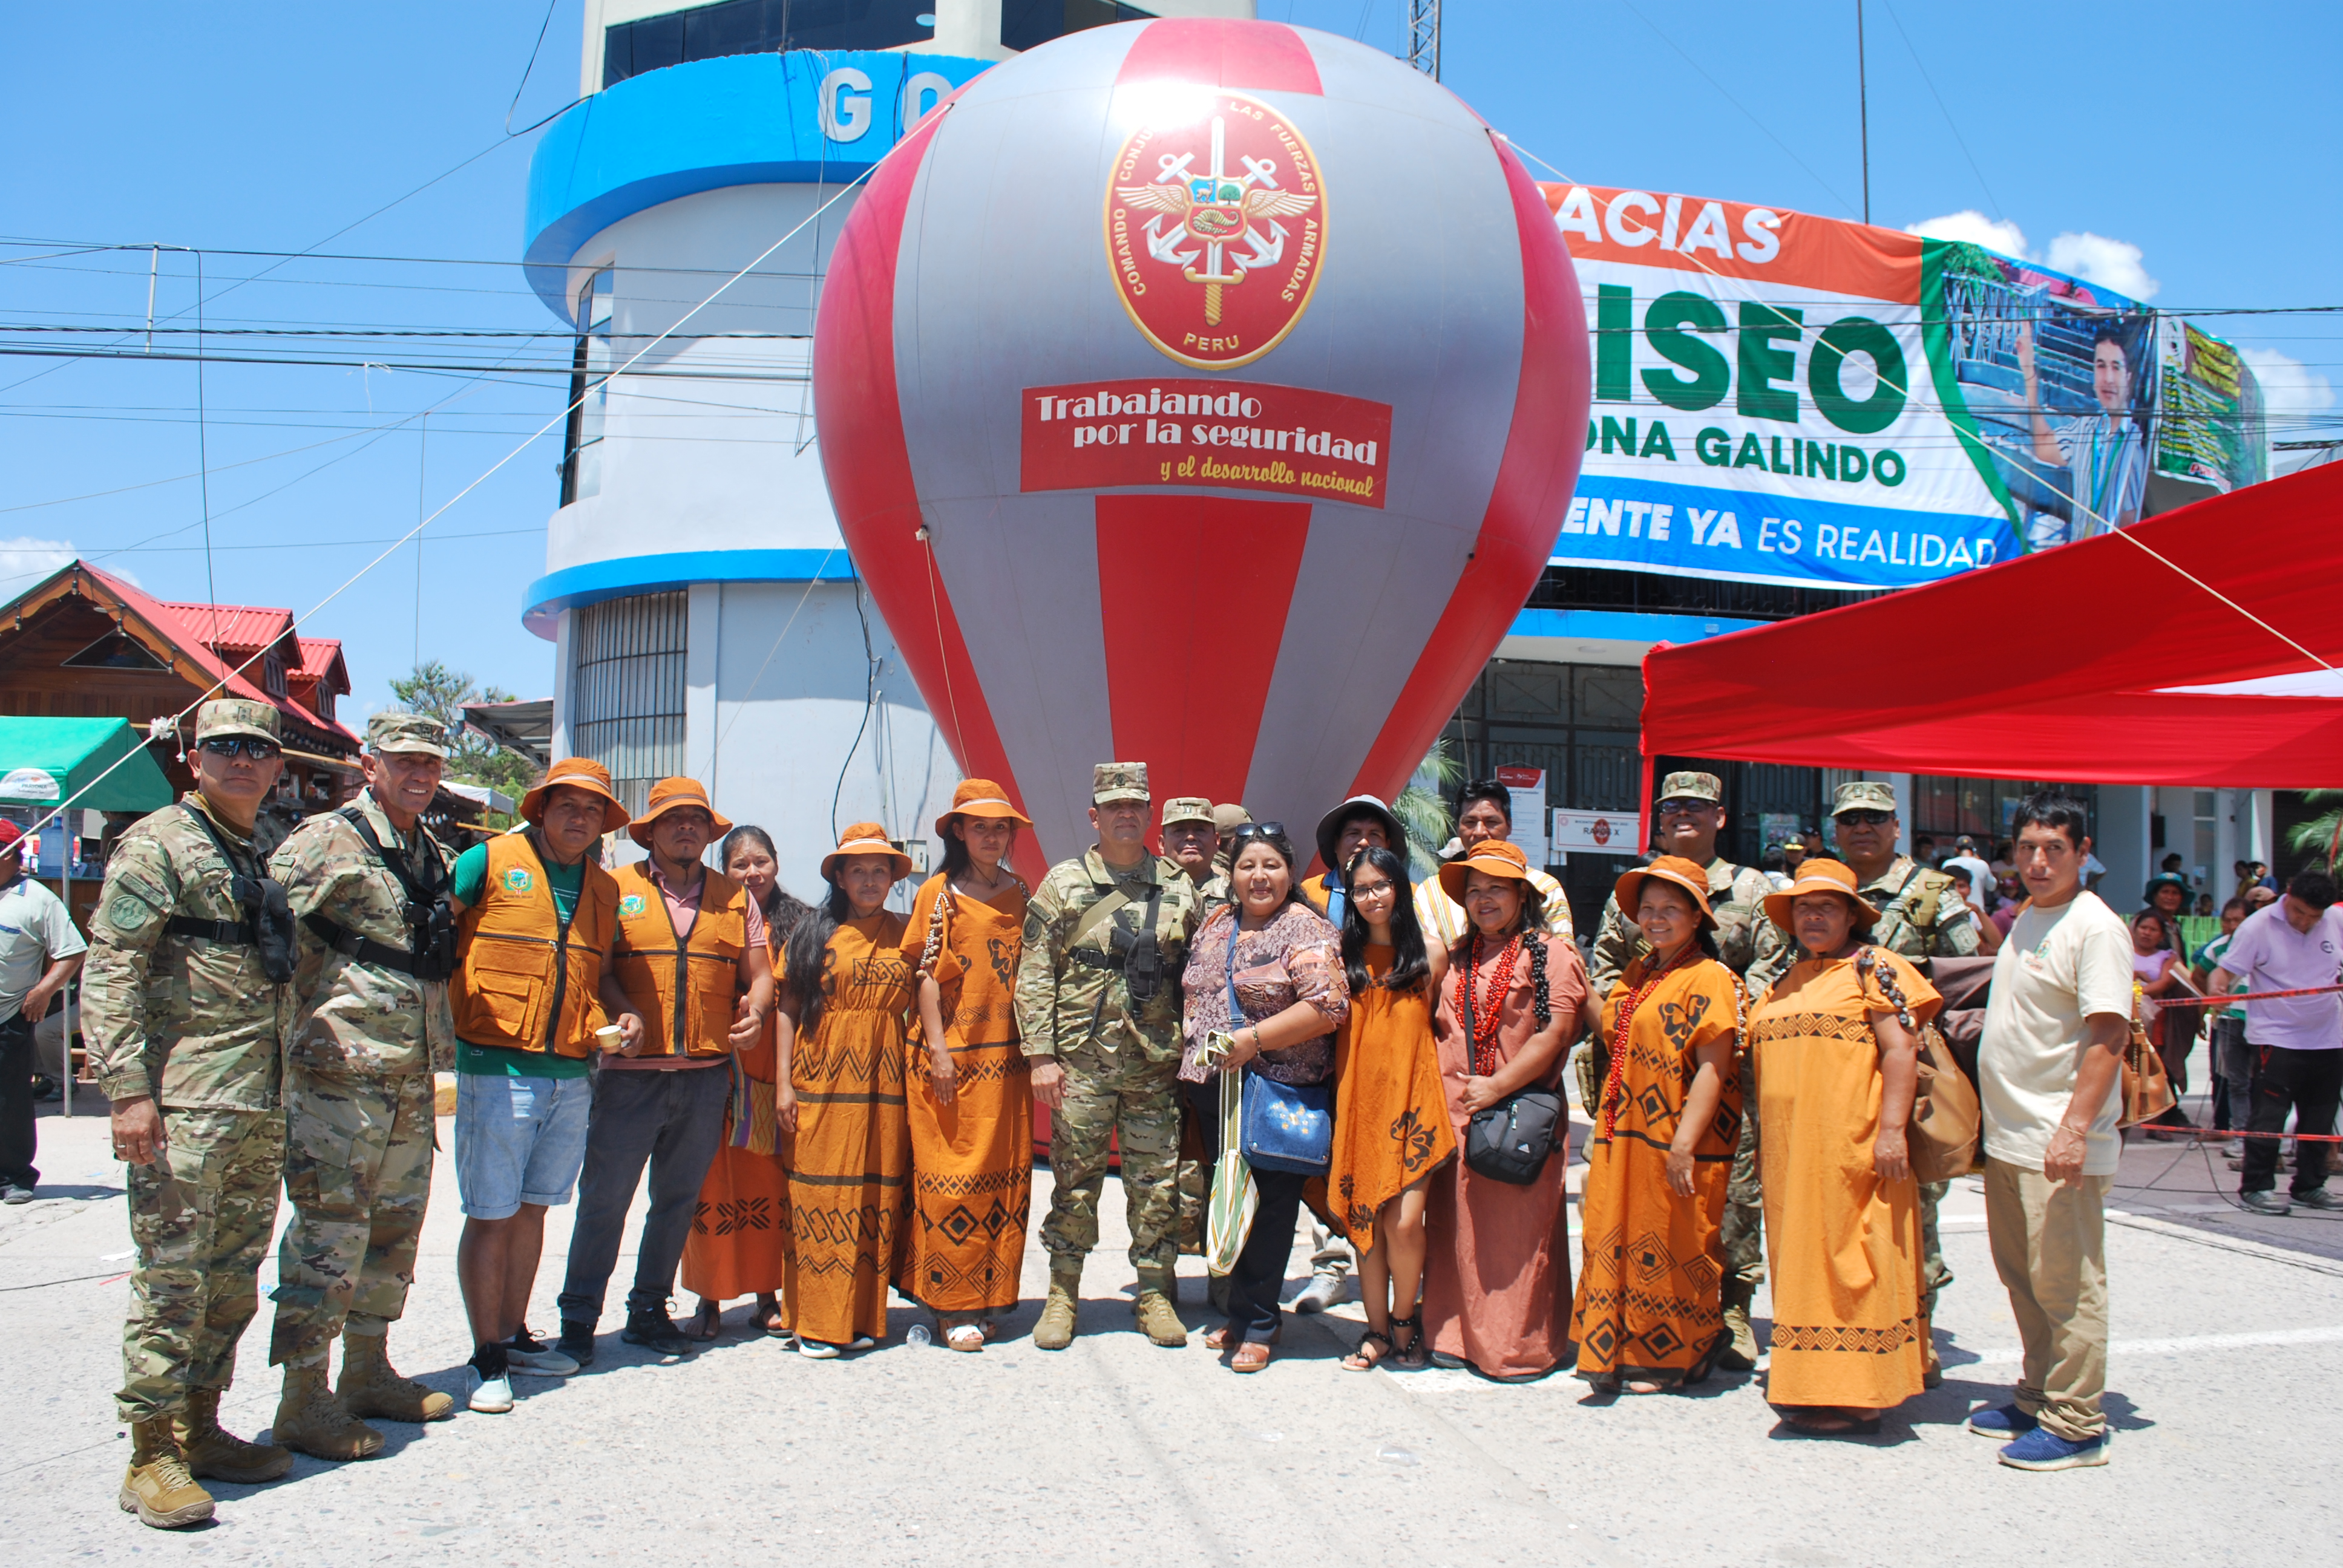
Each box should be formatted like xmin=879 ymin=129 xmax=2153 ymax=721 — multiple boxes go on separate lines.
xmin=4 ymin=1085 xmax=2339 ymax=1566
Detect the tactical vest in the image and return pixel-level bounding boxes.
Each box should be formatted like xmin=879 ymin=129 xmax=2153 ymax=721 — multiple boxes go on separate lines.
xmin=452 ymin=833 xmax=617 ymax=1057
xmin=611 ymin=862 xmax=747 ymax=1057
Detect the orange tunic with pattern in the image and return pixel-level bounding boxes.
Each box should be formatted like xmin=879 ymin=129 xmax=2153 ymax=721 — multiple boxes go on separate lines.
xmin=681 ymin=920 xmax=790 ymax=1303
xmin=1325 ymin=946 xmax=1455 ymax=1255
xmin=1572 ymin=954 xmax=1744 ymax=1386
xmin=781 ymin=912 xmax=913 ymax=1346
xmin=897 ymin=874 xmax=1032 ymax=1316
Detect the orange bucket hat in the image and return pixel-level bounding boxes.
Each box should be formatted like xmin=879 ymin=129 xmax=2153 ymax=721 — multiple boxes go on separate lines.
xmin=1612 ymin=854 xmax=1719 ymax=932
xmin=1437 ymin=837 xmax=1535 ymax=904
xmin=520 ymin=757 xmax=632 ymax=832
xmin=932 ymin=778 xmax=1032 ymax=840
xmin=626 ymin=776 xmax=734 ymax=847
xmin=1762 ymin=857 xmax=1881 ymax=933
xmin=822 ymin=821 xmax=914 ymax=885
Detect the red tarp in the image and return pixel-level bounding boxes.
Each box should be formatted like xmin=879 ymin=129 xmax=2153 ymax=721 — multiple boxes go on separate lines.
xmin=1640 ymin=462 xmax=2343 ymax=789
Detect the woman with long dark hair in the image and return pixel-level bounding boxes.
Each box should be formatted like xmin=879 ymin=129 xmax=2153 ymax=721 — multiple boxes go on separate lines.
xmin=897 ymin=781 xmax=1034 ymax=1351
xmin=1573 ymin=855 xmax=1744 ymax=1394
xmin=1422 ymin=838 xmax=1587 ymax=1379
xmin=1327 ymin=844 xmax=1455 ymax=1370
xmin=680 ymin=827 xmax=811 ymax=1339
xmin=775 ymin=824 xmax=914 ymax=1357
xmin=1178 ymin=822 xmax=1349 ymax=1371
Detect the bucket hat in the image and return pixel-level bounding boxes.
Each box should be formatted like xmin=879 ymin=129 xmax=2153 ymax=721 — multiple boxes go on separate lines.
xmin=932 ymin=778 xmax=1032 ymax=840
xmin=822 ymin=821 xmax=914 ymax=885
xmin=519 ymin=757 xmax=632 ymax=832
xmin=1611 ymin=854 xmax=1719 ymax=932
xmin=1762 ymin=857 xmax=1881 ymax=934
xmin=1438 ymin=837 xmax=1535 ymax=904
xmin=626 ymin=776 xmax=733 ymax=847
xmin=1315 ymin=794 xmax=1404 ymax=876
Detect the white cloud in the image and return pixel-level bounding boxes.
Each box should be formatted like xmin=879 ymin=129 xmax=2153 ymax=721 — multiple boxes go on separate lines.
xmin=2241 ymin=347 xmax=2337 ymax=417
xmin=1906 ymin=210 xmax=2031 ymax=256
xmin=1906 ymin=212 xmax=2160 ymax=301
xmin=2043 ymin=231 xmax=2158 ymax=301
xmin=0 ymin=538 xmax=138 ymax=598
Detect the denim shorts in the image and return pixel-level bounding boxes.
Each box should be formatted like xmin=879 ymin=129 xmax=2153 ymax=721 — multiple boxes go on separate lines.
xmin=456 ymin=1072 xmax=592 ymax=1220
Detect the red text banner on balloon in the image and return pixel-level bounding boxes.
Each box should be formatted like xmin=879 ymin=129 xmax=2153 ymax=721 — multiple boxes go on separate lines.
xmin=1021 ymin=378 xmax=1392 ymax=510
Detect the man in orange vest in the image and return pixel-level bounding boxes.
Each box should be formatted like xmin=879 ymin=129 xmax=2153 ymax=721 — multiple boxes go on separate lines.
xmin=557 ymin=777 xmax=774 ymax=1364
xmin=445 ymin=757 xmax=627 ymax=1414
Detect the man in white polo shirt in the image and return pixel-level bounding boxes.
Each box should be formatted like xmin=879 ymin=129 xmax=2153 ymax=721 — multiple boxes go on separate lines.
xmin=1971 ymin=792 xmax=2131 ymax=1472
xmin=2217 ymin=869 xmax=2343 ymax=1215
xmin=0 ymin=818 xmax=87 ymax=1204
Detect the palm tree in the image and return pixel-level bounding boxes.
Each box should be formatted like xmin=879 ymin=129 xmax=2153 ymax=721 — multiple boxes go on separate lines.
xmin=1394 ymin=739 xmax=1463 ymax=882
xmin=2287 ymin=790 xmax=2343 ymax=874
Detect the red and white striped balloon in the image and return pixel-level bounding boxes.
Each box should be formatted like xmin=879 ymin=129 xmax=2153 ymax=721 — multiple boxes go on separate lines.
xmin=814 ymin=16 xmax=1590 ymax=866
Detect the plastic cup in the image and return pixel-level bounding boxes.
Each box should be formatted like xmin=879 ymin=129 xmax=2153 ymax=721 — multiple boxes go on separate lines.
xmin=595 ymin=1024 xmax=624 ymax=1053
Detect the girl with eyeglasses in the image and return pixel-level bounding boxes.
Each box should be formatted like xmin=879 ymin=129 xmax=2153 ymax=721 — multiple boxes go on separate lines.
xmin=1327 ymin=845 xmax=1455 ymax=1371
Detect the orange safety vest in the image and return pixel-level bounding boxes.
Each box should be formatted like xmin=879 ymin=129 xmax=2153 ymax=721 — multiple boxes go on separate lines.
xmin=611 ymin=861 xmax=748 ymax=1057
xmin=451 ymin=833 xmax=618 ymax=1057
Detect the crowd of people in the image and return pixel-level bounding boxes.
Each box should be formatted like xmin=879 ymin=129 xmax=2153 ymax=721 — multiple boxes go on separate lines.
xmin=74 ymin=698 xmax=2343 ymax=1529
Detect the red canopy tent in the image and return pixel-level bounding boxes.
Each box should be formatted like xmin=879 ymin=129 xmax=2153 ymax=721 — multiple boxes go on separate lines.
xmin=1639 ymin=462 xmax=2343 ymax=790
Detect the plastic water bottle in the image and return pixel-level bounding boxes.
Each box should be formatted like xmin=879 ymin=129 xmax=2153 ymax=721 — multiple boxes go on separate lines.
xmin=905 ymin=1324 xmax=932 ymax=1348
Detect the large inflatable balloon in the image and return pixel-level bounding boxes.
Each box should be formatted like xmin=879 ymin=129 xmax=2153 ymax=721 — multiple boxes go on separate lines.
xmin=814 ymin=16 xmax=1590 ymax=864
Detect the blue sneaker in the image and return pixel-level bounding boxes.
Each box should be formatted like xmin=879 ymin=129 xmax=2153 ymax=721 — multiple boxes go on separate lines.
xmin=1967 ymin=1403 xmax=2037 ymax=1438
xmin=1997 ymin=1426 xmax=2108 ymax=1471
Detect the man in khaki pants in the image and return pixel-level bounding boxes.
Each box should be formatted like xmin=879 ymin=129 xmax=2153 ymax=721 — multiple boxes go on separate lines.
xmin=1972 ymin=792 xmax=2131 ymax=1471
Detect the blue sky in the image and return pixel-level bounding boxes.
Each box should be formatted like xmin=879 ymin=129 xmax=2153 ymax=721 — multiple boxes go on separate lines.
xmin=5 ymin=1 xmax=2335 ymax=714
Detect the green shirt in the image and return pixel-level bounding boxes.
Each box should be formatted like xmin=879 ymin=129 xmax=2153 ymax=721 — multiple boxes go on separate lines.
xmin=450 ymin=840 xmax=592 ymax=1080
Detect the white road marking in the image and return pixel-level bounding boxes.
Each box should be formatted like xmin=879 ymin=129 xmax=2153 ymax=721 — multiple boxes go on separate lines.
xmin=1960 ymin=1325 xmax=2343 ymax=1365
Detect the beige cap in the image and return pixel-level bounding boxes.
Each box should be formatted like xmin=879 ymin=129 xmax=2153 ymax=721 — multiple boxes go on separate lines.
xmin=1092 ymin=761 xmax=1149 ymax=804
xmin=367 ymin=710 xmax=449 ymax=757
xmin=194 ymin=698 xmax=280 ymax=745
xmin=1160 ymin=796 xmax=1215 ymax=828
xmin=1832 ymin=779 xmax=1899 ymax=816
xmin=1657 ymin=770 xmax=1723 ymax=804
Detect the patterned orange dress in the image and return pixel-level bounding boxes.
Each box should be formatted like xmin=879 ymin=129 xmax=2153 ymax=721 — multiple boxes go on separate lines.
xmin=780 ymin=912 xmax=913 ymax=1347
xmin=1572 ymin=952 xmax=1745 ymax=1388
xmin=1325 ymin=945 xmax=1455 ymax=1253
xmin=898 ymin=874 xmax=1032 ymax=1319
xmin=679 ymin=918 xmax=791 ymax=1302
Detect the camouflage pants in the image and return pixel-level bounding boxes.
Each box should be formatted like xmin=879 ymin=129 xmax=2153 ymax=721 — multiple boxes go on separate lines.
xmin=119 ymin=1106 xmax=284 ymax=1423
xmin=1919 ymin=1178 xmax=1952 ymax=1318
xmin=1720 ymin=1053 xmax=1765 ymax=1289
xmin=269 ymin=1068 xmax=434 ymax=1367
xmin=1175 ymin=1100 xmax=1207 ymax=1255
xmin=1040 ymin=1046 xmax=1181 ymax=1275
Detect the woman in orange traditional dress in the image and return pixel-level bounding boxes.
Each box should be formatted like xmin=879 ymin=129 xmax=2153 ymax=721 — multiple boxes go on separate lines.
xmin=899 ymin=780 xmax=1035 ymax=1353
xmin=1421 ymin=838 xmax=1587 ymax=1380
xmin=1573 ymin=854 xmax=1745 ymax=1394
xmin=775 ymin=823 xmax=914 ymax=1358
xmin=1748 ymin=858 xmax=1936 ymax=1436
xmin=681 ymin=827 xmax=815 ymax=1339
xmin=1328 ymin=845 xmax=1457 ymax=1371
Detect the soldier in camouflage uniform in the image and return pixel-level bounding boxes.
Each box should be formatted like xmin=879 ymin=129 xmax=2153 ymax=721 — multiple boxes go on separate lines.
xmin=1821 ymin=779 xmax=1981 ymax=1380
xmin=1014 ymin=763 xmax=1201 ymax=1350
xmin=1194 ymin=802 xmax=1251 ymax=919
xmin=87 ymin=699 xmax=297 ymax=1529
xmin=1156 ymin=798 xmax=1220 ymax=1261
xmin=1587 ymin=771 xmax=1786 ymax=1370
xmin=265 ymin=711 xmax=460 ymax=1459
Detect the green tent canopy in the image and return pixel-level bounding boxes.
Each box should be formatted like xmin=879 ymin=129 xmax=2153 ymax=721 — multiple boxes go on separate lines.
xmin=0 ymin=716 xmax=175 ymax=814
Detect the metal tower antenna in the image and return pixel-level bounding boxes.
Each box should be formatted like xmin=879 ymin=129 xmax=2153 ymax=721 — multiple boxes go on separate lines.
xmin=1407 ymin=0 xmax=1441 ymax=81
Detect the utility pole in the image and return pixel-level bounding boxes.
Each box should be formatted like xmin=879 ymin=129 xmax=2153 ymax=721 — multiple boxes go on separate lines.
xmin=1856 ymin=0 xmax=1870 ymax=224
xmin=1407 ymin=0 xmax=1441 ymax=81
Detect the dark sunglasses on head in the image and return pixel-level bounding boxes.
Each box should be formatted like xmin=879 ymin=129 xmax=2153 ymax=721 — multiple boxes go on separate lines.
xmin=1229 ymin=822 xmax=1289 ymax=843
xmin=198 ymin=736 xmax=281 ymax=761
xmin=1835 ymin=809 xmax=1895 ymax=828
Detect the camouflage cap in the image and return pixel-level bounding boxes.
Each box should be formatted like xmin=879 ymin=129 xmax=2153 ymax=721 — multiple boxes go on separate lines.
xmin=1657 ymin=770 xmax=1723 ymax=804
xmin=1832 ymin=779 xmax=1899 ymax=816
xmin=366 ymin=710 xmax=450 ymax=757
xmin=1160 ymin=796 xmax=1215 ymax=828
xmin=1211 ymin=802 xmax=1253 ymax=834
xmin=1092 ymin=761 xmax=1149 ymax=804
xmin=194 ymin=698 xmax=281 ymax=745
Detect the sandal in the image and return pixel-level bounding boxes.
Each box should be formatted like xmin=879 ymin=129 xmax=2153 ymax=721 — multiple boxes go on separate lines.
xmin=684 ymin=1300 xmax=724 ymax=1341
xmin=1203 ymin=1321 xmax=1238 ymax=1351
xmin=1342 ymin=1329 xmax=1394 ymax=1372
xmin=943 ymin=1322 xmax=985 ymax=1353
xmin=1389 ymin=1313 xmax=1426 ymax=1370
xmin=753 ymin=1296 xmax=788 ymax=1336
xmin=1231 ymin=1341 xmax=1273 ymax=1373
xmin=1777 ymin=1409 xmax=1883 ymax=1437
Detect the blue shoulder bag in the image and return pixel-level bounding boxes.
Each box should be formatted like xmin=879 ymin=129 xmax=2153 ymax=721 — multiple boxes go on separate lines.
xmin=1226 ymin=921 xmax=1334 ymax=1176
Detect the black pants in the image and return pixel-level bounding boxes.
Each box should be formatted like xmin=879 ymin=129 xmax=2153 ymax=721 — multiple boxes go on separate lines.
xmin=1185 ymin=1079 xmax=1306 ymax=1345
xmin=2240 ymin=1045 xmax=2343 ymax=1197
xmin=0 ymin=1014 xmax=35 ymax=1190
xmin=2209 ymin=1016 xmax=2250 ymax=1132
xmin=557 ymin=1064 xmax=732 ymax=1324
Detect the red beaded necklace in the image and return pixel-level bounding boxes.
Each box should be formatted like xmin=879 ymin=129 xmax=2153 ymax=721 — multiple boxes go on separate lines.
xmin=1461 ymin=928 xmax=1524 ymax=1077
xmin=1599 ymin=945 xmax=1695 ymax=1140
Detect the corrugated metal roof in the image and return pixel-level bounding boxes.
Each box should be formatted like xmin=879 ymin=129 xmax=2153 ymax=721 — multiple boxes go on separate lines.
xmin=157 ymin=601 xmax=293 ymax=655
xmin=295 ymin=637 xmax=348 ymax=688
xmin=83 ymin=567 xmax=360 ymax=750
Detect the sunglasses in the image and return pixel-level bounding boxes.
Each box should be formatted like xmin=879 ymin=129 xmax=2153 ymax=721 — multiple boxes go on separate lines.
xmin=1655 ymin=799 xmax=1715 ymax=816
xmin=198 ymin=736 xmax=281 ymax=761
xmin=1835 ymin=809 xmax=1895 ymax=828
xmin=1229 ymin=822 xmax=1289 ymax=843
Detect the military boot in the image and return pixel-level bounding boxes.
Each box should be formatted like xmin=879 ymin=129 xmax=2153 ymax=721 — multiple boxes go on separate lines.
xmin=337 ymin=1330 xmax=456 ymax=1423
xmin=175 ymin=1387 xmax=292 ymax=1483
xmin=1717 ymin=1278 xmax=1759 ymax=1372
xmin=1033 ymin=1262 xmax=1081 ymax=1351
xmin=1133 ymin=1270 xmax=1188 ymax=1347
xmin=274 ymin=1360 xmax=385 ymax=1462
xmin=118 ymin=1417 xmax=215 ymax=1529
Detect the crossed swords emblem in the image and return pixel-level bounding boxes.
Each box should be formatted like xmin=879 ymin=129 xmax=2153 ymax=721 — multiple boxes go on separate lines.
xmin=1117 ymin=114 xmax=1318 ymax=327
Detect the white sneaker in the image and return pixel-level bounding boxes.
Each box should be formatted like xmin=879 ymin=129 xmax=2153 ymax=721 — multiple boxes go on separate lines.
xmin=468 ymin=1367 xmax=514 ymax=1414
xmin=1292 ymin=1273 xmax=1350 ymax=1314
xmin=797 ymin=1338 xmax=842 ymax=1359
xmin=503 ymin=1338 xmax=579 ymax=1377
